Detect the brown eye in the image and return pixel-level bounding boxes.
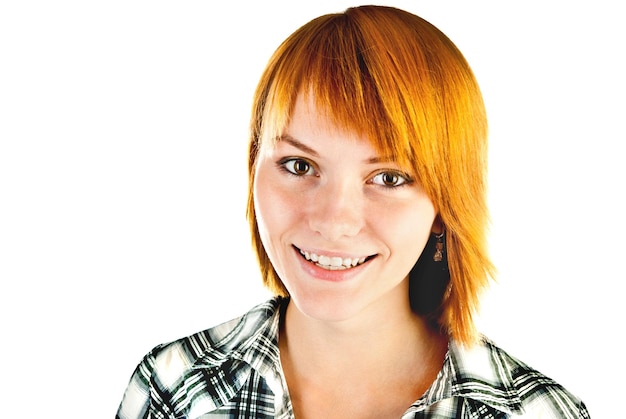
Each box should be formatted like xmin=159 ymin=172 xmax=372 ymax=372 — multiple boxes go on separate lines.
xmin=283 ymin=159 xmax=314 ymax=176
xmin=293 ymin=160 xmax=309 ymax=174
xmin=371 ymin=171 xmax=409 ymax=187
xmin=382 ymin=173 xmax=399 ymax=186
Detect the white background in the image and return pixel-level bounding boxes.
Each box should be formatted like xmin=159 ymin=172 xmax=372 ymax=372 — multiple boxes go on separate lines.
xmin=1 ymin=1 xmax=623 ymax=417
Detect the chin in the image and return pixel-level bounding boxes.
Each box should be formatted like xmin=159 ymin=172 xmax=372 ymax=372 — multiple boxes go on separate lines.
xmin=287 ymin=287 xmax=377 ymax=324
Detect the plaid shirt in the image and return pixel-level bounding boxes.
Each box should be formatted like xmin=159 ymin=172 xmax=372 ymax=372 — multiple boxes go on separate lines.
xmin=116 ymin=298 xmax=589 ymax=418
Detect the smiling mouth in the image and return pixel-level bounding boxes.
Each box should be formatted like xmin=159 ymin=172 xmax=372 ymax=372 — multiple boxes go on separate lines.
xmin=295 ymin=246 xmax=376 ymax=270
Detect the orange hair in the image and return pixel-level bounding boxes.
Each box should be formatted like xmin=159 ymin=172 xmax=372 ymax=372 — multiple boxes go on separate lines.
xmin=247 ymin=5 xmax=495 ymax=345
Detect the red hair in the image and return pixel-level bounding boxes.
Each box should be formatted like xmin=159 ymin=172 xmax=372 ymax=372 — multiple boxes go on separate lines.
xmin=247 ymin=6 xmax=494 ymax=345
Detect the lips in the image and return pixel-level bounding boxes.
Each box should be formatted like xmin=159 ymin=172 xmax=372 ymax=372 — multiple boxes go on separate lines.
xmin=295 ymin=246 xmax=375 ymax=270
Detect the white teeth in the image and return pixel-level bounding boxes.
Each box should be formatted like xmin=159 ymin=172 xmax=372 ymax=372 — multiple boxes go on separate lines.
xmin=330 ymin=257 xmax=343 ymax=267
xmin=299 ymin=249 xmax=369 ymax=270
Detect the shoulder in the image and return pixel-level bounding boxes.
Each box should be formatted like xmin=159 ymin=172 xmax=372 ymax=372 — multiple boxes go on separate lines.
xmin=148 ymin=297 xmax=283 ymax=382
xmin=448 ymin=337 xmax=589 ymax=418
xmin=116 ymin=297 xmax=284 ymax=419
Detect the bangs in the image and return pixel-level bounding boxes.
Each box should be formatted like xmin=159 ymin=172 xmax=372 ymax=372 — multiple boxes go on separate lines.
xmin=255 ymin=11 xmax=449 ymax=180
xmin=252 ymin=6 xmax=483 ymax=199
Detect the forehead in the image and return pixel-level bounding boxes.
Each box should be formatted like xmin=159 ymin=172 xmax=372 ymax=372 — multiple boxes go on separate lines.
xmin=267 ymin=96 xmax=402 ymax=168
xmin=286 ymin=94 xmax=364 ymax=141
xmin=259 ymin=85 xmax=415 ymax=172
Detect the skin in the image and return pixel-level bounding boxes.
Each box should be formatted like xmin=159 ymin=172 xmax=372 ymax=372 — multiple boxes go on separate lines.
xmin=253 ymin=94 xmax=447 ymax=418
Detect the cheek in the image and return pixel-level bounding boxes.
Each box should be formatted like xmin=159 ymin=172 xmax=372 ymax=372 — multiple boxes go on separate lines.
xmin=377 ymin=198 xmax=436 ymax=258
xmin=253 ymin=174 xmax=275 ymax=243
xmin=253 ymin=164 xmax=300 ymax=246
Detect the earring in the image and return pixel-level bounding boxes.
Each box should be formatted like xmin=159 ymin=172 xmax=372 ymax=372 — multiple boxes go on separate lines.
xmin=433 ymin=230 xmax=445 ymax=262
xmin=409 ymin=230 xmax=450 ymax=317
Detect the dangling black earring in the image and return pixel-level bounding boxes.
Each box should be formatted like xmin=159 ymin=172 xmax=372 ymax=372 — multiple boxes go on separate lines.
xmin=433 ymin=231 xmax=444 ymax=262
xmin=409 ymin=229 xmax=450 ymax=317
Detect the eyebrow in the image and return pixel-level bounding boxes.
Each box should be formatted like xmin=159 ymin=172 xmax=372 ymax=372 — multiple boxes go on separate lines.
xmin=278 ymin=135 xmax=319 ymax=157
xmin=278 ymin=134 xmax=393 ymax=164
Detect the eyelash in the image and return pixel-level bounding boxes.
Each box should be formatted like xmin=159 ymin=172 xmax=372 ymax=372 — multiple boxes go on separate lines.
xmin=277 ymin=158 xmax=317 ymax=177
xmin=277 ymin=157 xmax=413 ymax=189
xmin=369 ymin=171 xmax=413 ymax=188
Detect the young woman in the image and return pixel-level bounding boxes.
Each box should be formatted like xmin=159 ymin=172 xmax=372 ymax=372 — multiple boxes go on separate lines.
xmin=116 ymin=6 xmax=589 ymax=418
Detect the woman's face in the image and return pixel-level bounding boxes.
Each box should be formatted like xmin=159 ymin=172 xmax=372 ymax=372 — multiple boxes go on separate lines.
xmin=253 ymin=94 xmax=437 ymax=322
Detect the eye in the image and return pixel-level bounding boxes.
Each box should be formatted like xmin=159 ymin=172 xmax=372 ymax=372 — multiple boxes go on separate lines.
xmin=281 ymin=158 xmax=315 ymax=176
xmin=370 ymin=171 xmax=411 ymax=187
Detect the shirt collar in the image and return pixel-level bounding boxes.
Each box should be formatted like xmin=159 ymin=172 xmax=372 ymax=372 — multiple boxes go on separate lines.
xmin=189 ymin=297 xmax=290 ymax=416
xmin=439 ymin=338 xmax=523 ymax=414
xmin=193 ymin=298 xmax=283 ymax=368
xmin=188 ymin=299 xmax=524 ymax=417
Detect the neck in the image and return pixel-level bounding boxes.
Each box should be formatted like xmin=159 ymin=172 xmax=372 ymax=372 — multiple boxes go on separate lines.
xmin=278 ymin=295 xmax=448 ymax=419
xmin=279 ymin=293 xmax=447 ymax=381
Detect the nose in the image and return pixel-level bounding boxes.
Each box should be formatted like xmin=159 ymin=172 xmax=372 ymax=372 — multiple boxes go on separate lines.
xmin=307 ymin=180 xmax=364 ymax=242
